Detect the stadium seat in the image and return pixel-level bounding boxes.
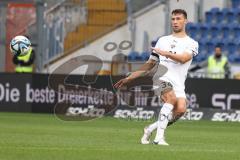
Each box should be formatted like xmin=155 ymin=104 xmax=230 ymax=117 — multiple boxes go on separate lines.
xmin=229 ymin=40 xmax=240 ymax=62
xmin=186 ymin=23 xmax=199 ymax=39
xmin=232 ymin=0 xmax=240 ymax=9
xmin=221 ymin=8 xmax=229 ymax=24
xmin=215 ymin=38 xmax=229 ymax=53
xmin=140 ymin=52 xmax=150 ymax=61
xmin=216 ymin=10 xmax=225 ymax=24
xmin=128 ymin=51 xmax=141 ymax=61
xmin=198 ymin=39 xmax=207 ymax=52
xmin=228 ymin=9 xmax=238 ymax=23
xmin=222 ymin=25 xmax=232 ymax=39
xmin=235 ymin=38 xmax=240 ymax=45
xmin=199 ymin=23 xmax=210 ymax=39
xmin=229 ymin=52 xmax=240 ymax=62
xmin=233 ymin=25 xmax=240 ymax=38
xmin=236 ymin=10 xmax=240 ymax=23
xmin=193 ymin=53 xmax=206 ymax=62
xmin=226 ymin=41 xmax=237 ymax=55
xmin=206 ymin=12 xmax=214 ymax=24
xmin=223 ymin=8 xmax=236 ymax=24
xmin=210 ymin=25 xmax=221 ymax=39
xmin=205 ymin=7 xmax=219 ymax=24
xmin=195 ymin=41 xmax=207 ymax=62
xmin=206 ymin=41 xmax=216 ymax=55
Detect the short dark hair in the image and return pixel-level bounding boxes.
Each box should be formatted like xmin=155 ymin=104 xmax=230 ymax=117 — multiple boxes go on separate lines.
xmin=215 ymin=44 xmax=222 ymax=49
xmin=172 ymin=9 xmax=187 ymax=19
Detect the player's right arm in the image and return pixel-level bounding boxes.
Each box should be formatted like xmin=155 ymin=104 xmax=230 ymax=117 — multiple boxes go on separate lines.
xmin=114 ymin=59 xmax=157 ymax=89
xmin=114 ymin=38 xmax=162 ymax=89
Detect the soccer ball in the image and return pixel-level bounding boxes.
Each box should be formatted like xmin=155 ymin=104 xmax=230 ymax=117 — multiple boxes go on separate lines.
xmin=10 ymin=36 xmax=31 ymax=57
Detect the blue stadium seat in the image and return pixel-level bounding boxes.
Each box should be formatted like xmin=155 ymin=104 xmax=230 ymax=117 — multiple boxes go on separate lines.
xmin=229 ymin=40 xmax=240 ymax=62
xmin=233 ymin=25 xmax=240 ymax=38
xmin=222 ymin=25 xmax=232 ymax=39
xmin=193 ymin=53 xmax=206 ymax=62
xmin=210 ymin=25 xmax=221 ymax=39
xmin=199 ymin=23 xmax=210 ymax=39
xmin=223 ymin=8 xmax=236 ymax=24
xmin=216 ymin=10 xmax=225 ymax=23
xmin=212 ymin=39 xmax=229 ymax=54
xmin=229 ymin=52 xmax=240 ymax=62
xmin=226 ymin=41 xmax=237 ymax=55
xmin=232 ymin=0 xmax=240 ymax=9
xmin=236 ymin=9 xmax=240 ymax=23
xmin=205 ymin=12 xmax=213 ymax=24
xmin=221 ymin=8 xmax=229 ymax=24
xmin=205 ymin=8 xmax=219 ymax=24
xmin=206 ymin=41 xmax=216 ymax=55
xmin=140 ymin=52 xmax=150 ymax=61
xmin=186 ymin=23 xmax=199 ymax=39
xmin=195 ymin=41 xmax=207 ymax=62
xmin=128 ymin=51 xmax=141 ymax=61
xmin=235 ymin=38 xmax=240 ymax=45
xmin=198 ymin=40 xmax=207 ymax=53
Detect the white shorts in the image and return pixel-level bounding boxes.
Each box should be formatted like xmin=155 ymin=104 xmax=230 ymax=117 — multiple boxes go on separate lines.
xmin=153 ymin=79 xmax=186 ymax=99
xmin=173 ymin=88 xmax=186 ymax=98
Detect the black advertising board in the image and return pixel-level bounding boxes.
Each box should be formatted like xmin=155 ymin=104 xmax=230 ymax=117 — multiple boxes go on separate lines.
xmin=0 ymin=73 xmax=240 ymax=118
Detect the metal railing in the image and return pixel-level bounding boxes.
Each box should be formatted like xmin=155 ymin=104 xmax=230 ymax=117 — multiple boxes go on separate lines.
xmin=42 ymin=0 xmax=87 ymax=63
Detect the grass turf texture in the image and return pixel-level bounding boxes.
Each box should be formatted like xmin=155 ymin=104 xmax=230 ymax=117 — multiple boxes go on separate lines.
xmin=0 ymin=112 xmax=239 ymax=160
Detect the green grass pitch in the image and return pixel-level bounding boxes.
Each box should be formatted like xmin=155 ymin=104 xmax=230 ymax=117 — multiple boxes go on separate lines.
xmin=0 ymin=112 xmax=239 ymax=160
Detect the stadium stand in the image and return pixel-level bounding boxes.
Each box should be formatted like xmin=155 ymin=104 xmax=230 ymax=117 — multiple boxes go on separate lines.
xmin=64 ymin=0 xmax=127 ymax=53
xmin=186 ymin=0 xmax=240 ymax=63
xmin=127 ymin=0 xmax=240 ymax=63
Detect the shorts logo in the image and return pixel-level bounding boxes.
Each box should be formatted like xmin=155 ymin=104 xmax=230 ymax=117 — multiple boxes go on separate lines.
xmin=171 ymin=44 xmax=176 ymax=49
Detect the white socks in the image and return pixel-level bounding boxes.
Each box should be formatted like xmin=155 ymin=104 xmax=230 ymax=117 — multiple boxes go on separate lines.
xmin=148 ymin=121 xmax=158 ymax=133
xmin=147 ymin=111 xmax=173 ymax=133
xmin=154 ymin=103 xmax=174 ymax=142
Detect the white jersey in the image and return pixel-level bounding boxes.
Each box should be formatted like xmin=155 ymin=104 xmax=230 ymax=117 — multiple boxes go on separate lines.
xmin=149 ymin=35 xmax=199 ymax=98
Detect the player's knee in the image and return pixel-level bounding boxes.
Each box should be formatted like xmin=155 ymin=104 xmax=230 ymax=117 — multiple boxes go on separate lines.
xmin=161 ymin=90 xmax=177 ymax=105
xmin=175 ymin=105 xmax=186 ymax=116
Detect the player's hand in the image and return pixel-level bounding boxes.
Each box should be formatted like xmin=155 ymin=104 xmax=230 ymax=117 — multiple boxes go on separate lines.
xmin=151 ymin=47 xmax=168 ymax=57
xmin=114 ymin=78 xmax=131 ymax=89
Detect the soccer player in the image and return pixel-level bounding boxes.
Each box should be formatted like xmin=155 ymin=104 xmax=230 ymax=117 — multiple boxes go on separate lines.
xmin=114 ymin=9 xmax=198 ymax=145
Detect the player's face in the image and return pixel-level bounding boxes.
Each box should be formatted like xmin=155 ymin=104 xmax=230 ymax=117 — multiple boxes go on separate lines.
xmin=171 ymin=14 xmax=187 ymax=33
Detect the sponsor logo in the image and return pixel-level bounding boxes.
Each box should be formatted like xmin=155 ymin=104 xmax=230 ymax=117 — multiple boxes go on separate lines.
xmin=66 ymin=105 xmax=105 ymax=118
xmin=180 ymin=109 xmax=203 ymax=121
xmin=212 ymin=111 xmax=240 ymax=122
xmin=114 ymin=108 xmax=155 ymax=120
xmin=171 ymin=44 xmax=176 ymax=49
xmin=212 ymin=93 xmax=240 ymax=110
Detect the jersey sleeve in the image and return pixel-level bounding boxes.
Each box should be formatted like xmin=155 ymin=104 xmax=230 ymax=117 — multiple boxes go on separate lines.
xmin=148 ymin=37 xmax=162 ymax=61
xmin=185 ymin=40 xmax=199 ymax=57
